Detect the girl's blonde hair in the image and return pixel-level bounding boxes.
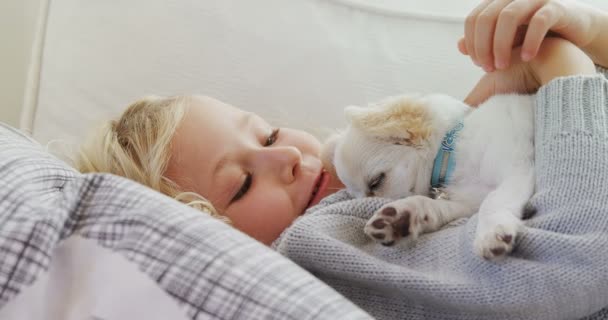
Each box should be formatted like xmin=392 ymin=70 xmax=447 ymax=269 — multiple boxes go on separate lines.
xmin=76 ymin=95 xmax=227 ymax=222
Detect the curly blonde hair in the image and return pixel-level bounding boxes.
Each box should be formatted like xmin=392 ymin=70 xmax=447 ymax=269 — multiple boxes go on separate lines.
xmin=76 ymin=95 xmax=227 ymax=222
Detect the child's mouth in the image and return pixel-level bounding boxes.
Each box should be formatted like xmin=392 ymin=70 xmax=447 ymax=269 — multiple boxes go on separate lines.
xmin=306 ymin=170 xmax=329 ymax=209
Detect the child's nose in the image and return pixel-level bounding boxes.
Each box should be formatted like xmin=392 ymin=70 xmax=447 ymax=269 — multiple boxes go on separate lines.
xmin=257 ymin=146 xmax=301 ymax=183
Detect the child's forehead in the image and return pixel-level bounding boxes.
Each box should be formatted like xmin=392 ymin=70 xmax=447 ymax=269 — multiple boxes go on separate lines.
xmin=185 ymin=96 xmax=280 ymax=138
xmin=186 ymin=96 xmax=243 ymax=119
xmin=183 ymin=97 xmax=266 ymax=134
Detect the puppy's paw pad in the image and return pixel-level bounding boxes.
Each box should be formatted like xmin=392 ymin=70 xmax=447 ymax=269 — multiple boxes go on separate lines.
xmin=364 ymin=206 xmax=405 ymax=246
xmin=474 ymin=224 xmax=518 ymax=260
xmin=364 ymin=197 xmax=431 ymax=245
xmin=381 ymin=207 xmax=397 ymax=217
xmin=371 ymin=219 xmax=387 ymax=229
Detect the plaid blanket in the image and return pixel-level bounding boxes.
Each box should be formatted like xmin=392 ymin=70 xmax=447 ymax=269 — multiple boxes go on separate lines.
xmin=0 ymin=122 xmax=371 ymax=319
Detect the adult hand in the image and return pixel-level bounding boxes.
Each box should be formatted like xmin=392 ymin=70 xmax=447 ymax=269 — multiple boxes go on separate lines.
xmin=465 ymin=38 xmax=596 ymax=107
xmin=458 ymin=0 xmax=607 ymax=72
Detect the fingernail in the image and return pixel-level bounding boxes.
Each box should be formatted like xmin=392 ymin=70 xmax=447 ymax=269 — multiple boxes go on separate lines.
xmin=521 ymin=52 xmax=533 ymax=62
xmin=483 ymin=64 xmax=495 ymax=73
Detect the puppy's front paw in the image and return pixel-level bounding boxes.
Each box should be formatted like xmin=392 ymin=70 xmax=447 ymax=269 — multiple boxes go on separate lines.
xmin=364 ymin=196 xmax=435 ymax=246
xmin=474 ymin=210 xmax=522 ymax=260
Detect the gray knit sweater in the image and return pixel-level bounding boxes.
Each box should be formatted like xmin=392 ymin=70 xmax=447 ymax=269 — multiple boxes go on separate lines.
xmin=273 ymin=68 xmax=608 ymax=320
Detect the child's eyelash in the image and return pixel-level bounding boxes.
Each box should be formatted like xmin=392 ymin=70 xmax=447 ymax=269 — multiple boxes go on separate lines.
xmin=265 ymin=128 xmax=280 ymax=146
xmin=230 ymin=128 xmax=280 ymax=203
xmin=231 ymin=128 xmax=279 ymax=203
xmin=231 ymin=173 xmax=252 ymax=203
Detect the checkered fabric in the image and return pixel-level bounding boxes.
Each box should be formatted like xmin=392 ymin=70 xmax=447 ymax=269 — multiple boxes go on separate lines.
xmin=0 ymin=123 xmax=371 ymax=319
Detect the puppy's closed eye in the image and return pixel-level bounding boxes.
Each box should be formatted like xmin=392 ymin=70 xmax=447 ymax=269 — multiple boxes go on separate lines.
xmin=367 ymin=172 xmax=386 ymax=196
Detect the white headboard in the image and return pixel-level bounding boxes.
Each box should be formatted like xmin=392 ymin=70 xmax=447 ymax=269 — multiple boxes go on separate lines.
xmin=23 ymin=0 xmax=487 ymax=146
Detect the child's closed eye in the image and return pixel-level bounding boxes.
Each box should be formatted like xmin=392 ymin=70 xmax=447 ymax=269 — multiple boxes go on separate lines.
xmin=265 ymin=128 xmax=280 ymax=146
xmin=231 ymin=128 xmax=281 ymax=203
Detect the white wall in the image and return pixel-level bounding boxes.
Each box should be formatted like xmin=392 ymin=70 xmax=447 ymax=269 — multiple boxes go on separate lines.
xmin=0 ymin=0 xmax=42 ymax=128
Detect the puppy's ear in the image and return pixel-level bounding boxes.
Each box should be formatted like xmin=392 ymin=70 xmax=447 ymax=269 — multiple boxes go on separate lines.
xmin=320 ymin=131 xmax=343 ymax=180
xmin=346 ymin=97 xmax=432 ymax=147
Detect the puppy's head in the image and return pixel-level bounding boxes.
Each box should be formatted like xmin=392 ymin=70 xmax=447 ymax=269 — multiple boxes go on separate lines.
xmin=324 ymin=94 xmax=467 ymax=199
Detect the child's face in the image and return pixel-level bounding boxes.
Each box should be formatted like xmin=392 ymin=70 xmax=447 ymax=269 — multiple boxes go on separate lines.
xmin=165 ymin=96 xmax=341 ymax=245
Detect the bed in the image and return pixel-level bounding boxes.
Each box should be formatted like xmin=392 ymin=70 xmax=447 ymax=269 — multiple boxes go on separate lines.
xmin=2 ymin=0 xmax=608 ymax=319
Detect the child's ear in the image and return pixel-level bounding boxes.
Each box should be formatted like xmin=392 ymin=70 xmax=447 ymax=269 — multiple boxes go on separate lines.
xmin=320 ymin=131 xmax=343 ymax=180
xmin=346 ymin=97 xmax=432 ymax=148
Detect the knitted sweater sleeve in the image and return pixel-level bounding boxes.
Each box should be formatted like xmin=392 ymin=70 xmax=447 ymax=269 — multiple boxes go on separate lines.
xmin=533 ymin=66 xmax=608 ymax=216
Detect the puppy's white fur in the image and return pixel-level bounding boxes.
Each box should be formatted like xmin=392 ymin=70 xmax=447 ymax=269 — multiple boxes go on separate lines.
xmin=323 ymin=93 xmax=535 ymax=259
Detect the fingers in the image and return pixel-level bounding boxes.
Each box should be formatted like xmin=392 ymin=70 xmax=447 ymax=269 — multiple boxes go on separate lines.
xmin=465 ymin=0 xmax=494 ymax=66
xmin=461 ymin=0 xmax=569 ymax=71
xmin=474 ymin=0 xmax=514 ymax=72
xmin=521 ymin=4 xmax=562 ymax=61
xmin=458 ymin=28 xmax=525 ymax=56
xmin=494 ymin=0 xmax=544 ymax=68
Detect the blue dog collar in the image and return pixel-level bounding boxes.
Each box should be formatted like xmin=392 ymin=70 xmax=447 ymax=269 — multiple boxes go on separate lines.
xmin=431 ymin=122 xmax=463 ymax=189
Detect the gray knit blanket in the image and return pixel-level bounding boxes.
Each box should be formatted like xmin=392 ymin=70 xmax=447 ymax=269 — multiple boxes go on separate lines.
xmin=273 ymin=72 xmax=608 ymax=320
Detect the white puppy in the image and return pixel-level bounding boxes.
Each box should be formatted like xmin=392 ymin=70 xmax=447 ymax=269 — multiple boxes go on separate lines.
xmin=322 ymin=93 xmax=535 ymax=260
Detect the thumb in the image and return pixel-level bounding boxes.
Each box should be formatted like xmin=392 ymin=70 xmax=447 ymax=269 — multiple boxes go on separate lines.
xmin=464 ymin=73 xmax=495 ymax=107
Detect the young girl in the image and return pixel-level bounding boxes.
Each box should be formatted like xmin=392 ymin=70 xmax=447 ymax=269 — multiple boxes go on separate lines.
xmin=77 ymin=94 xmax=346 ymax=246
xmin=77 ymin=0 xmax=608 ymax=247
